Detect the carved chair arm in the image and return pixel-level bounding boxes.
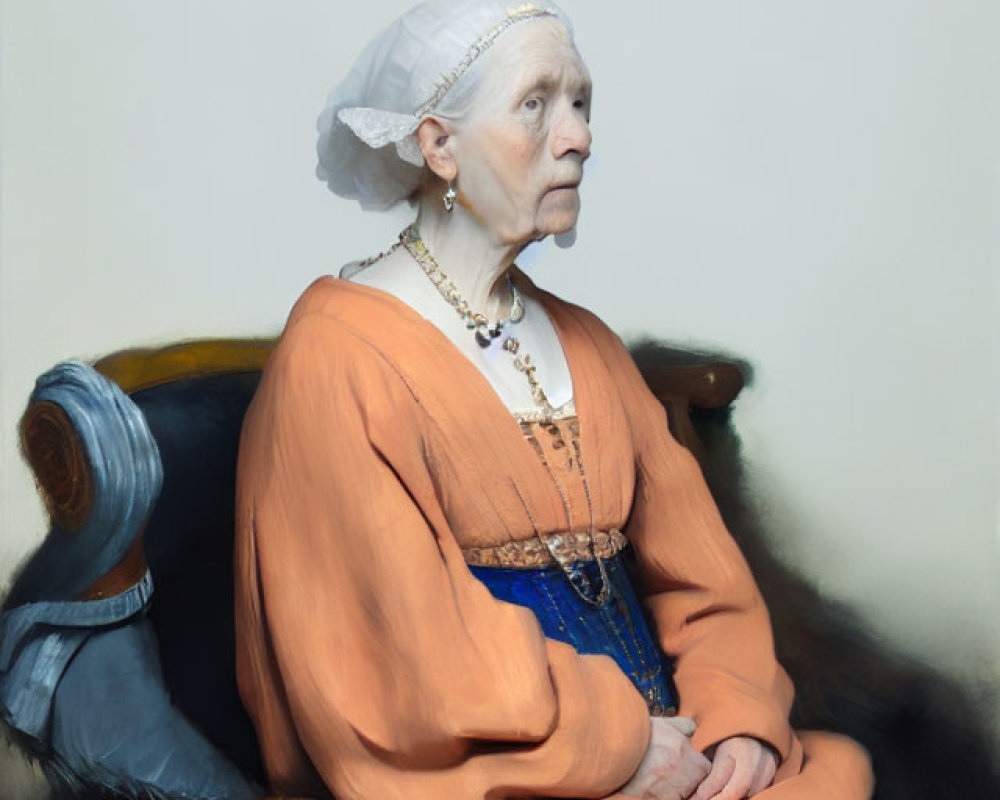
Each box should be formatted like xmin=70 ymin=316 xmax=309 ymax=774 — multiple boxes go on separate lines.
xmin=20 ymin=401 xmax=93 ymax=533
xmin=17 ymin=340 xmax=276 ymax=600
xmin=637 ymin=356 xmax=746 ymax=470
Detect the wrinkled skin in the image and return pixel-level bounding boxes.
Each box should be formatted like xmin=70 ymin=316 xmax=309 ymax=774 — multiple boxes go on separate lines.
xmin=619 ymin=718 xmax=777 ymax=800
xmin=419 ymin=17 xmax=592 ymax=250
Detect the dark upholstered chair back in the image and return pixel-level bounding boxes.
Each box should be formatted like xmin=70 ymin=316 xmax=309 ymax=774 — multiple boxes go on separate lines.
xmin=132 ymin=371 xmax=266 ymax=784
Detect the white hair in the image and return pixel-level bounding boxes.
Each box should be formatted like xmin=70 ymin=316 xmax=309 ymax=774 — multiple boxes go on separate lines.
xmin=315 ymin=0 xmax=574 ymax=211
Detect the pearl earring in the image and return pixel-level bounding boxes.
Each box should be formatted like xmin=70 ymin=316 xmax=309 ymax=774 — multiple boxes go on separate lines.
xmin=443 ymin=181 xmax=456 ymax=212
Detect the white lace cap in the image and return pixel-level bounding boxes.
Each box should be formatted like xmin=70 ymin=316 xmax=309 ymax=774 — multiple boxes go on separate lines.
xmin=316 ymin=0 xmax=573 ymax=211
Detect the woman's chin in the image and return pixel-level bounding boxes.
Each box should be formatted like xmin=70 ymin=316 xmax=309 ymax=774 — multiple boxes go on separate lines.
xmin=536 ymin=208 xmax=581 ymax=239
xmin=501 ymin=202 xmax=579 ymax=246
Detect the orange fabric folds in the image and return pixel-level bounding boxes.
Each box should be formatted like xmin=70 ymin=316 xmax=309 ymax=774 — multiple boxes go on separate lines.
xmin=234 ymin=277 xmax=872 ymax=799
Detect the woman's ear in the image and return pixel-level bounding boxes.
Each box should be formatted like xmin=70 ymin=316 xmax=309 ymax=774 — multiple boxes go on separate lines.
xmin=416 ymin=117 xmax=457 ymax=182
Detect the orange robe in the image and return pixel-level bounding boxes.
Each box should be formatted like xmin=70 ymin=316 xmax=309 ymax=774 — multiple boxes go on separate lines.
xmin=234 ymin=275 xmax=873 ymax=799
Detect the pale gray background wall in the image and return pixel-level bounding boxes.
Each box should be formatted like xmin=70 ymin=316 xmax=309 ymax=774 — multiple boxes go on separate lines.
xmin=2 ymin=0 xmax=998 ymax=733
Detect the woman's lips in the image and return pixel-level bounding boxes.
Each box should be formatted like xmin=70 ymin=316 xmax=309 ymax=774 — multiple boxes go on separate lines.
xmin=546 ymin=181 xmax=581 ymax=194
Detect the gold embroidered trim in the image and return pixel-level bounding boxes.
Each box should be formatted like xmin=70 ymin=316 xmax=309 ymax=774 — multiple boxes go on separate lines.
xmin=464 ymin=528 xmax=627 ymax=568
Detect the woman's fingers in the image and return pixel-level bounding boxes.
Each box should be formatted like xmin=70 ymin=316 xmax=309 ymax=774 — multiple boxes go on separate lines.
xmin=663 ymin=715 xmax=697 ymax=737
xmin=620 ymin=717 xmax=711 ymax=799
xmin=709 ymin=750 xmax=758 ymax=800
xmin=747 ymin=748 xmax=778 ymax=797
xmin=693 ymin=736 xmax=778 ymax=800
xmin=692 ymin=750 xmax=734 ymax=800
xmin=649 ymin=747 xmax=712 ymax=800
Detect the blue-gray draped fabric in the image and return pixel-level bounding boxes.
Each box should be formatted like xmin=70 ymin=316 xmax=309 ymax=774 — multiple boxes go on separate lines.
xmin=0 ymin=361 xmax=260 ymax=798
xmin=11 ymin=360 xmax=164 ymax=603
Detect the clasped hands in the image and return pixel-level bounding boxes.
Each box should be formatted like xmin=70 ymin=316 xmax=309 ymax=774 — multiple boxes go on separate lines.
xmin=618 ymin=716 xmax=778 ymax=800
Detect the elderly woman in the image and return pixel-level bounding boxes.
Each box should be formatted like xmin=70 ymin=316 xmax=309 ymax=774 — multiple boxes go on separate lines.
xmin=234 ymin=2 xmax=873 ymax=798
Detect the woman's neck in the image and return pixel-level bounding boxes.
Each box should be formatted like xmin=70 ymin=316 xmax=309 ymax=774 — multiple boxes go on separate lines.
xmin=414 ymin=202 xmax=525 ymax=320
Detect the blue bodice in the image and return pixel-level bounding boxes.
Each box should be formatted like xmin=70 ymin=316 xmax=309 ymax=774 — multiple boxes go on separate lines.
xmin=470 ymin=548 xmax=677 ymax=716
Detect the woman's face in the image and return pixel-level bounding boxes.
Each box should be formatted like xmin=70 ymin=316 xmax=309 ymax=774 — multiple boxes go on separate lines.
xmin=450 ymin=19 xmax=592 ymax=245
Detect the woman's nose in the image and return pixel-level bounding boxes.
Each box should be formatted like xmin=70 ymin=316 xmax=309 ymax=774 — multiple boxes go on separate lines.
xmin=552 ymin=103 xmax=592 ymax=162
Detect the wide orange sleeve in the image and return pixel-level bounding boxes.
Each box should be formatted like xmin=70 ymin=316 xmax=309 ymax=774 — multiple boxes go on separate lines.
xmin=569 ymin=308 xmax=795 ymax=753
xmin=570 ymin=306 xmax=872 ymax=798
xmin=234 ymin=310 xmax=651 ymax=800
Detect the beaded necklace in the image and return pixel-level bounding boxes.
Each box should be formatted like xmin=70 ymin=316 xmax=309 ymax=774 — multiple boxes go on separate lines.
xmin=395 ymin=225 xmax=613 ymax=607
xmin=399 ymin=225 xmax=567 ymax=418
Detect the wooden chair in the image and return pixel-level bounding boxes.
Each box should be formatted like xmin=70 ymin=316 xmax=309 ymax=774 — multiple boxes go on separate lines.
xmin=4 ymin=337 xmax=742 ymax=797
xmin=7 ymin=338 xmax=998 ymax=799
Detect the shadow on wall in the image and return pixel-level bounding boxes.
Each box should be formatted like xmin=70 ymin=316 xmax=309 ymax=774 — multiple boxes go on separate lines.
xmin=631 ymin=339 xmax=1000 ymax=800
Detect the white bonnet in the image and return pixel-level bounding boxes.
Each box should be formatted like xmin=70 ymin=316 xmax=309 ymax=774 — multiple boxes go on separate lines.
xmin=316 ymin=0 xmax=573 ymax=211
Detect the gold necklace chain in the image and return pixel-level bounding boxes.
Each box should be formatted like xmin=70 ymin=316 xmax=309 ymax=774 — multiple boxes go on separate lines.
xmin=358 ymin=230 xmax=609 ymax=603
xmin=400 ymin=225 xmax=524 ymax=341
xmin=356 ymin=239 xmax=401 ymax=269
xmin=400 ymin=225 xmax=558 ymax=416
xmin=510 ymin=424 xmax=612 ymax=608
xmin=546 ymin=424 xmax=611 ymax=606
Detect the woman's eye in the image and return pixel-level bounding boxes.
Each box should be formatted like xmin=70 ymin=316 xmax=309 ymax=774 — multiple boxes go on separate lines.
xmin=524 ymin=97 xmax=543 ymax=111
